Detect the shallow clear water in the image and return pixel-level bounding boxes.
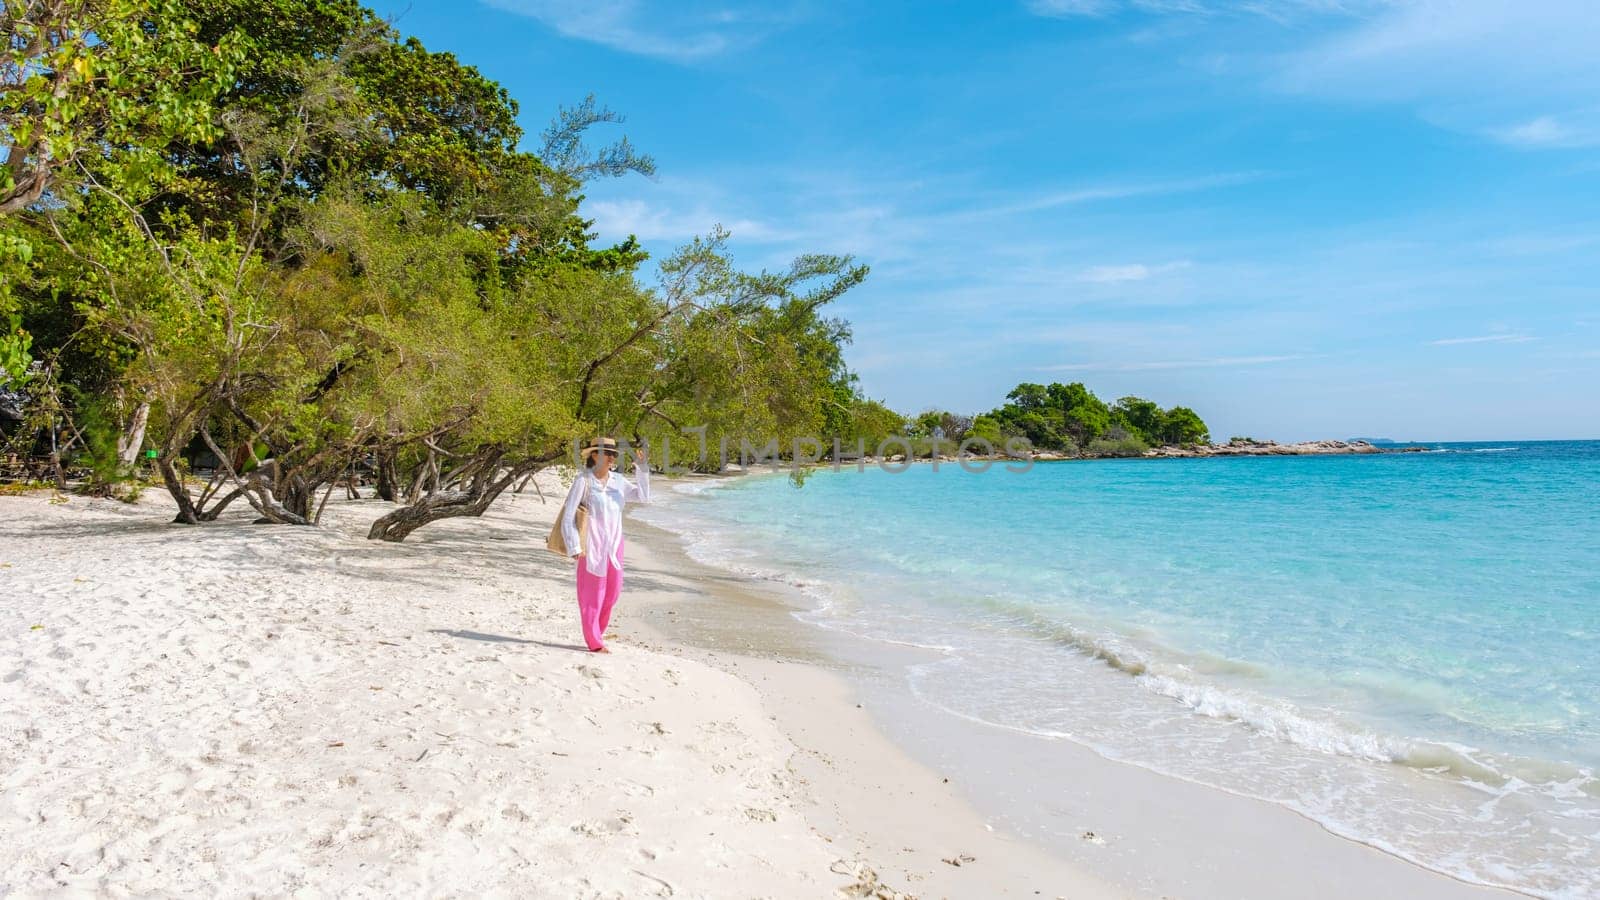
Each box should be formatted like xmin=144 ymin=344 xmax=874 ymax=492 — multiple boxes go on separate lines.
xmin=638 ymin=441 xmax=1600 ymax=897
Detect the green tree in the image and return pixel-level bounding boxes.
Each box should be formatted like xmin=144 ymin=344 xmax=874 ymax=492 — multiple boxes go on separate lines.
xmin=1111 ymin=396 xmax=1164 ymax=444
xmin=3 ymin=0 xmax=876 ymax=539
xmin=967 ymin=413 xmax=1003 ymax=447
xmin=1050 ymin=381 xmax=1111 ymax=447
xmin=2 ymin=0 xmax=244 ymax=395
xmin=980 ymin=382 xmax=1209 ymax=455
xmin=988 ymin=383 xmax=1062 ymax=449
xmin=1160 ymin=406 xmax=1209 ymax=445
xmin=843 ymin=399 xmax=906 ymax=452
xmin=1 ymin=0 xmax=243 ymax=215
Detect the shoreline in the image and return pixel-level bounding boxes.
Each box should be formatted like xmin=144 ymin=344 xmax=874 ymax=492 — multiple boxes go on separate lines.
xmin=1140 ymin=438 xmax=1426 ymax=458
xmin=619 ymin=516 xmax=1128 ymax=898
xmin=626 ymin=477 xmax=1528 ymax=899
xmin=0 ymin=475 xmax=1533 ymax=898
xmin=672 ymin=438 xmax=1429 ymax=480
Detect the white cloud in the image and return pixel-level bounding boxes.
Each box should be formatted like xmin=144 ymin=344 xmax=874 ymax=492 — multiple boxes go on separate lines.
xmin=1080 ymin=260 xmax=1192 ymax=283
xmin=1490 ymin=114 xmax=1600 ymax=150
xmin=1041 ymin=354 xmax=1304 ymax=371
xmin=1428 ymin=333 xmax=1536 ymax=347
xmin=1280 ymin=1 xmax=1600 ymax=96
xmin=482 ymin=0 xmax=801 ymax=61
xmin=1026 ymin=0 xmax=1376 ymax=21
xmin=583 ymin=169 xmax=1258 ymax=271
xmin=1082 ymin=264 xmax=1152 ymax=283
xmin=1483 ymin=232 xmax=1600 ymax=256
xmin=1026 ymin=0 xmax=1115 ymax=16
xmin=1038 ymin=0 xmax=1600 ymax=151
xmin=1274 ymin=1 xmax=1600 ymax=147
xmin=1495 ymin=116 xmax=1571 ymax=147
xmin=981 ymin=171 xmax=1270 ymax=218
xmin=586 ymin=198 xmax=781 ymax=243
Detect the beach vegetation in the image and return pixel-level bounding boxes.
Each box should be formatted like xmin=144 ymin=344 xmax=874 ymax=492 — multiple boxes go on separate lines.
xmin=982 ymin=381 xmax=1209 ymax=454
xmin=839 ymin=399 xmax=907 ymax=454
xmin=1159 ymin=406 xmax=1210 ymax=445
xmin=1086 ymin=433 xmax=1150 ymax=458
xmin=968 ymin=413 xmax=1003 ymax=447
xmin=907 ymin=409 xmax=973 ymax=441
xmin=0 ymin=0 xmax=879 ymax=534
xmin=0 ymin=0 xmax=1222 ymax=514
xmin=0 ymin=479 xmax=58 ymax=496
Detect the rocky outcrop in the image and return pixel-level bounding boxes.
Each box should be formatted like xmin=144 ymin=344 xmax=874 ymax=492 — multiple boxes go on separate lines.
xmin=1144 ymin=438 xmax=1425 ymax=458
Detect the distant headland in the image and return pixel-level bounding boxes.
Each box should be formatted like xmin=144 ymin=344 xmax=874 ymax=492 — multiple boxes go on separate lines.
xmin=1141 ymin=438 xmax=1427 ymax=459
xmin=894 ymin=382 xmax=1426 ymax=462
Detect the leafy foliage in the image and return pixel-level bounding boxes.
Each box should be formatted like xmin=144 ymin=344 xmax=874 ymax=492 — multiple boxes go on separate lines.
xmin=1 ymin=0 xmax=1218 ymax=526
xmin=2 ymin=0 xmax=245 ymax=214
xmin=1 ymin=0 xmax=883 ymax=532
xmin=982 ymin=381 xmax=1209 ymax=452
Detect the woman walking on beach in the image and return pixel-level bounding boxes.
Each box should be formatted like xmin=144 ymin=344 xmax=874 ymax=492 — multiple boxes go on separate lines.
xmin=558 ymin=437 xmax=650 ymax=653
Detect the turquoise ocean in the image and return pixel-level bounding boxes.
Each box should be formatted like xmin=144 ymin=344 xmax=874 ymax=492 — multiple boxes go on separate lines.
xmin=637 ymin=441 xmax=1600 ymax=897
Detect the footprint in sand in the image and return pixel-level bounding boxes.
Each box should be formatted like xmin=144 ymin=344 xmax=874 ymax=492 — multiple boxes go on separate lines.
xmin=629 ymin=869 xmax=675 ymax=897
xmin=571 ymin=813 xmax=634 ymax=837
xmin=617 ymin=779 xmax=655 ymax=798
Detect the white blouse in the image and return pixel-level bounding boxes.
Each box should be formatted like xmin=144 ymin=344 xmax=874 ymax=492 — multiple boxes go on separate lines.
xmin=559 ymin=464 xmax=650 ymax=575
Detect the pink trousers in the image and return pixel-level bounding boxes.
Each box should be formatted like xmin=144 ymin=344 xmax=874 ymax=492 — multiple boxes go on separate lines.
xmin=575 ymin=540 xmax=623 ymax=651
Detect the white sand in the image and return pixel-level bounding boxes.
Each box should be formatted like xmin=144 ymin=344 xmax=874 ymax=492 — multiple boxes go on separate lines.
xmin=0 ymin=478 xmax=1117 ymax=898
xmin=1 ymin=476 xmax=1516 ymax=899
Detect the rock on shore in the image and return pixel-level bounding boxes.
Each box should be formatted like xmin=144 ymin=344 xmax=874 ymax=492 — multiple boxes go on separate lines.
xmin=1145 ymin=438 xmax=1423 ymax=458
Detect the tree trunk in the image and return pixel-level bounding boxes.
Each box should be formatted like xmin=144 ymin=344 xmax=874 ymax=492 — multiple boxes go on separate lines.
xmin=246 ymin=485 xmax=313 ymax=525
xmin=158 ymin=456 xmax=201 ymax=524
xmin=0 ymin=159 xmax=53 ymax=217
xmin=375 ymin=451 xmax=397 ymax=502
xmin=278 ymin=473 xmax=317 ymax=521
xmin=195 ymin=431 xmax=313 ymax=526
xmin=116 ymin=402 xmax=150 ymax=468
xmin=366 ymin=455 xmax=552 ymax=542
xmin=197 ymin=488 xmax=244 ymax=521
xmin=366 ymin=488 xmax=499 ymax=542
xmin=48 ymin=420 xmax=65 ymax=489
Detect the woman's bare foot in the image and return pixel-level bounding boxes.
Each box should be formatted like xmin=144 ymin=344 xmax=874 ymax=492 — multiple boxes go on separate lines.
xmin=594 ymin=646 xmax=612 ymax=654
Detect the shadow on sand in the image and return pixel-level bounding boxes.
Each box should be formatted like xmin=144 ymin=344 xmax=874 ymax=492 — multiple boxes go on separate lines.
xmin=430 ymin=628 xmax=592 ymax=654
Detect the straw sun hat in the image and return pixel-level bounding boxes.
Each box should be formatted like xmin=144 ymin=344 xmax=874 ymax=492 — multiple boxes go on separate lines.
xmin=581 ymin=436 xmax=621 ymax=461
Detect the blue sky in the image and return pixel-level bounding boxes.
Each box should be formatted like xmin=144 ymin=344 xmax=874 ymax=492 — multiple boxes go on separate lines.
xmin=381 ymin=1 xmax=1600 ymax=441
